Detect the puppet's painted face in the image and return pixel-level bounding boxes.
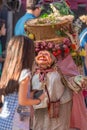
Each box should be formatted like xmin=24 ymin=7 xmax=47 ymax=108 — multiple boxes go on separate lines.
xmin=35 ymin=50 xmax=53 ymax=68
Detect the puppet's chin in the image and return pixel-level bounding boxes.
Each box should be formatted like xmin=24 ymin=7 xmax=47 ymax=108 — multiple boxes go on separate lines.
xmin=38 ymin=63 xmax=51 ymax=69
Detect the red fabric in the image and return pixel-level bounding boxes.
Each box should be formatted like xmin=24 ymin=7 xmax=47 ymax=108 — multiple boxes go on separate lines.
xmin=35 ymin=67 xmax=54 ymax=82
xmin=58 ymin=54 xmax=79 ymax=77
xmin=67 ymin=0 xmax=87 ymax=10
xmin=57 ymin=54 xmax=87 ymax=130
xmin=83 ymin=90 xmax=87 ymax=98
xmin=70 ymin=92 xmax=87 ymax=130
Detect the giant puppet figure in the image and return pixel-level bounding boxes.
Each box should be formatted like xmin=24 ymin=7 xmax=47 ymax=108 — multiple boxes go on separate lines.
xmin=32 ymin=49 xmax=81 ymax=130
xmin=31 ymin=46 xmax=87 ymax=130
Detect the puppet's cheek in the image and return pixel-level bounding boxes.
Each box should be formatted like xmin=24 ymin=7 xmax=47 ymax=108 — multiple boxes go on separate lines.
xmin=47 ymin=57 xmax=53 ymax=65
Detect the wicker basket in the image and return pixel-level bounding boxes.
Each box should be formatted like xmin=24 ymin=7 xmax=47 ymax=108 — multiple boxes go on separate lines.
xmin=25 ymin=19 xmax=71 ymax=40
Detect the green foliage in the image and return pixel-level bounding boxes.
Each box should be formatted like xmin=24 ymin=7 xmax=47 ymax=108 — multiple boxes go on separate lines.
xmin=40 ymin=13 xmax=49 ymax=18
xmin=53 ymin=1 xmax=74 ymax=16
xmin=72 ymin=55 xmax=83 ymax=66
xmin=40 ymin=1 xmax=74 ymax=19
xmin=56 ymin=30 xmax=67 ymax=37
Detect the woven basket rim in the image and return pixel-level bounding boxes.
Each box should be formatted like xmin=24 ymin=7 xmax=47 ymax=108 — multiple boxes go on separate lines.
xmin=25 ymin=19 xmax=71 ymax=27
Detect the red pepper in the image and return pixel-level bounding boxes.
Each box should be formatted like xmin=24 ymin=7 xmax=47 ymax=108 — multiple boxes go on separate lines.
xmin=53 ymin=51 xmax=58 ymax=56
xmin=65 ymin=48 xmax=70 ymax=54
xmin=72 ymin=33 xmax=76 ymax=37
xmin=71 ymin=44 xmax=77 ymax=50
xmin=57 ymin=50 xmax=62 ymax=55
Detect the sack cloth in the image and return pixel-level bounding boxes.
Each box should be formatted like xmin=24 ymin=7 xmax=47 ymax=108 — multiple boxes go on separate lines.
xmin=45 ymin=85 xmax=60 ymax=118
xmin=67 ymin=77 xmax=82 ymax=93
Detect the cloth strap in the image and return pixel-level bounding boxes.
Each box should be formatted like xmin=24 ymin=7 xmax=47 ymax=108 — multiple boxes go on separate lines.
xmin=45 ymin=84 xmax=60 ymax=103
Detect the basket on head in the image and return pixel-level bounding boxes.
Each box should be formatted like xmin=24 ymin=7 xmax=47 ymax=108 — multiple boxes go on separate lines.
xmin=25 ymin=19 xmax=72 ymax=40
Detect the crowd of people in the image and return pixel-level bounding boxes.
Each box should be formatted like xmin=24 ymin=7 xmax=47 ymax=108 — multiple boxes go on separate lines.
xmin=0 ymin=0 xmax=87 ymax=130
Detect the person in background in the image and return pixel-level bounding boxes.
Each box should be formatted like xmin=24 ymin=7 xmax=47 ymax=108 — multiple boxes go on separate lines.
xmin=32 ymin=50 xmax=73 ymax=130
xmin=0 ymin=35 xmax=45 ymax=130
xmin=0 ymin=18 xmax=6 ymax=77
xmin=14 ymin=0 xmax=43 ymax=36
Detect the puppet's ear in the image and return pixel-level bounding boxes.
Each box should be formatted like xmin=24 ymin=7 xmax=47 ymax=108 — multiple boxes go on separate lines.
xmin=4 ymin=0 xmax=22 ymax=12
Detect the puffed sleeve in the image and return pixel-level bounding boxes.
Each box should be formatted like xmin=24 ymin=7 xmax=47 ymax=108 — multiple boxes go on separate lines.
xmin=19 ymin=69 xmax=31 ymax=83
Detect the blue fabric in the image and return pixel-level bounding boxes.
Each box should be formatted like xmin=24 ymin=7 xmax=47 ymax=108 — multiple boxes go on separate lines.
xmin=14 ymin=13 xmax=36 ymax=36
xmin=79 ymin=28 xmax=87 ymax=75
xmin=79 ymin=28 xmax=87 ymax=48
xmin=0 ymin=93 xmax=18 ymax=130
